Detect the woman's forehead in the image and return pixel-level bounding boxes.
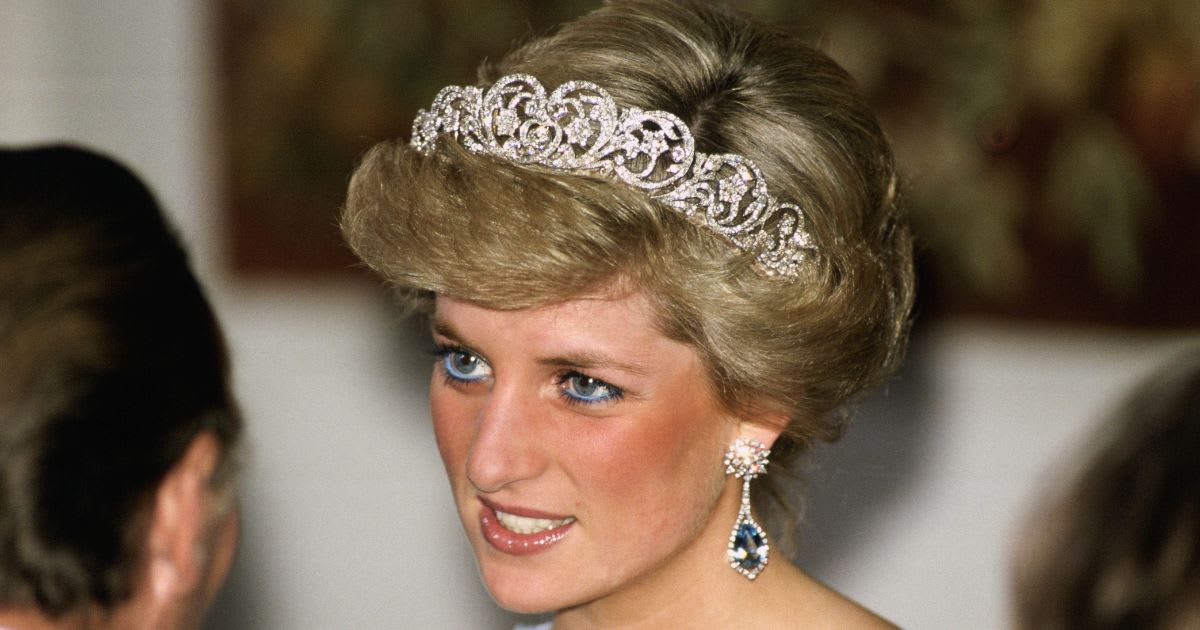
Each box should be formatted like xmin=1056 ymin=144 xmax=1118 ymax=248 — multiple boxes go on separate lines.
xmin=432 ymin=292 xmax=687 ymax=363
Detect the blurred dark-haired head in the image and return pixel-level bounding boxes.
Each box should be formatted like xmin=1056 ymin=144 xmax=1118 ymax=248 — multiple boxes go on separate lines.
xmin=0 ymin=145 xmax=241 ymax=629
xmin=1013 ymin=347 xmax=1200 ymax=630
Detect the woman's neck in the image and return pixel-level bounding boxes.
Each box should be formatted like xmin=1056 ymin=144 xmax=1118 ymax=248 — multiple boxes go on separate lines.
xmin=552 ymin=553 xmax=892 ymax=630
xmin=553 ymin=547 xmax=818 ymax=629
xmin=549 ymin=479 xmax=810 ymax=629
xmin=545 ymin=471 xmax=899 ymax=630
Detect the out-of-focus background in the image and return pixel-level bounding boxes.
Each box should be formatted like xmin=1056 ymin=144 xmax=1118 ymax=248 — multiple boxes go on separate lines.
xmin=2 ymin=1 xmax=1198 ymax=628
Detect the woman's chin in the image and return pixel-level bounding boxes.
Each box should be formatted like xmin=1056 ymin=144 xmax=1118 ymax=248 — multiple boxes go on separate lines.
xmin=485 ymin=585 xmax=562 ymax=615
xmin=478 ymin=564 xmax=581 ymax=615
xmin=490 ymin=595 xmax=556 ymax=615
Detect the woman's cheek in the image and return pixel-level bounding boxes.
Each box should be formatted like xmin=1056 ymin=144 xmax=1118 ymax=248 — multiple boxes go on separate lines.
xmin=430 ymin=386 xmax=473 ymax=476
xmin=572 ymin=422 xmax=680 ymax=501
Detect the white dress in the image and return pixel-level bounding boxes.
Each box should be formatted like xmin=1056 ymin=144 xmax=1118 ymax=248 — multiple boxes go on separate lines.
xmin=513 ymin=620 xmax=552 ymax=630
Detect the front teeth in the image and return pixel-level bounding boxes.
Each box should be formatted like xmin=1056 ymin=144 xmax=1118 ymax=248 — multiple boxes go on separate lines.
xmin=494 ymin=510 xmax=575 ymax=534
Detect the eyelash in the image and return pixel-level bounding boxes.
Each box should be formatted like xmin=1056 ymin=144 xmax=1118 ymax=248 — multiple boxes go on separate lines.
xmin=431 ymin=344 xmax=624 ymax=406
xmin=555 ymin=371 xmax=624 ymax=407
xmin=432 ymin=343 xmax=491 ymax=387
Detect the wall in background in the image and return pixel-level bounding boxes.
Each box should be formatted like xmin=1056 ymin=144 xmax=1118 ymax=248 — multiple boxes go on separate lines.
xmin=2 ymin=2 xmax=1196 ymax=628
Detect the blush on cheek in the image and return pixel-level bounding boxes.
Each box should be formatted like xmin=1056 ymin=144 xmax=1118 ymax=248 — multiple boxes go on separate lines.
xmin=429 ymin=388 xmax=472 ymax=479
xmin=575 ymin=412 xmax=720 ymax=511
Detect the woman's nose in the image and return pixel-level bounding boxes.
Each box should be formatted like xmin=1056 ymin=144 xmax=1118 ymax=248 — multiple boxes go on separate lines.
xmin=466 ymin=380 xmax=546 ymax=493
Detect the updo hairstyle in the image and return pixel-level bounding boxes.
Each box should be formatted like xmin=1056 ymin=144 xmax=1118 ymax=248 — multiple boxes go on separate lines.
xmin=342 ymin=0 xmax=914 ymax=524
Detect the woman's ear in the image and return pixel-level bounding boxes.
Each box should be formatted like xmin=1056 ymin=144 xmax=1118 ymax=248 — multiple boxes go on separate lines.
xmin=735 ymin=411 xmax=789 ymax=451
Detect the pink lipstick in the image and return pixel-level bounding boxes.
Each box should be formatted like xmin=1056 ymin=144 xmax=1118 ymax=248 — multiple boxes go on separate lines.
xmin=478 ymin=499 xmax=575 ymax=555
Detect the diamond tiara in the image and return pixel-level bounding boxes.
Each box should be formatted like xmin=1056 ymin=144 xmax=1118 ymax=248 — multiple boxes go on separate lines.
xmin=410 ymin=73 xmax=817 ymax=278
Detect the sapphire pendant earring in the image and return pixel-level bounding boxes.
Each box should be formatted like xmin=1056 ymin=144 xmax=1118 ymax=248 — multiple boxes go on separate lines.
xmin=724 ymin=438 xmax=770 ymax=580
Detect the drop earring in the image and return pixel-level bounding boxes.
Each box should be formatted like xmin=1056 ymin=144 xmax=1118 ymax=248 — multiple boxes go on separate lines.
xmin=724 ymin=438 xmax=770 ymax=580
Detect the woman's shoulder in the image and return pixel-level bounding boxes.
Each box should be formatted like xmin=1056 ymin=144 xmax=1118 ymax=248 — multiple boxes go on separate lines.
xmin=768 ymin=562 xmax=899 ymax=629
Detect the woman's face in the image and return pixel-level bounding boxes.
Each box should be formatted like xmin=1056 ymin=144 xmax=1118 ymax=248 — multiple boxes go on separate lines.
xmin=429 ymin=292 xmax=741 ymax=613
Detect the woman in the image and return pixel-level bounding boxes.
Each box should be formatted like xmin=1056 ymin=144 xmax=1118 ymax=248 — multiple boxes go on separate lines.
xmin=0 ymin=145 xmax=241 ymax=630
xmin=342 ymin=1 xmax=913 ymax=627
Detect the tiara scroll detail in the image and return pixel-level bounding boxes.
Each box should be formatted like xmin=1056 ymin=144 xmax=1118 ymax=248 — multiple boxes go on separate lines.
xmin=410 ymin=74 xmax=817 ymax=278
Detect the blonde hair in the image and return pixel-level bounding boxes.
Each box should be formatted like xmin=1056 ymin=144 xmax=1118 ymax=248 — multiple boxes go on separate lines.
xmin=342 ymin=0 xmax=914 ymax=528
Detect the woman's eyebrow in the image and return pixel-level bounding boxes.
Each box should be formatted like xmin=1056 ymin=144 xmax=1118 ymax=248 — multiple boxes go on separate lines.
xmin=434 ymin=317 xmax=648 ymax=375
xmin=537 ymin=350 xmax=649 ymax=376
xmin=431 ymin=318 xmax=473 ymax=348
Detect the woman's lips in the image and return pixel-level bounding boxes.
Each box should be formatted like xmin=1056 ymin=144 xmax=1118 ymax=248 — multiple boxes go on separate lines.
xmin=478 ymin=499 xmax=575 ymax=555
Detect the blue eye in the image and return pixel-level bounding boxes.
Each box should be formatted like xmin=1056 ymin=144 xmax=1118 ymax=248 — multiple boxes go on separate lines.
xmin=558 ymin=371 xmax=623 ymax=405
xmin=436 ymin=346 xmax=492 ymax=383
